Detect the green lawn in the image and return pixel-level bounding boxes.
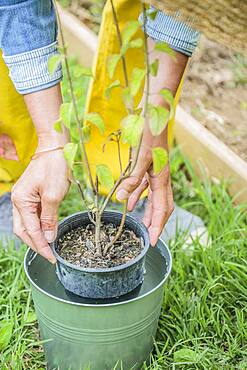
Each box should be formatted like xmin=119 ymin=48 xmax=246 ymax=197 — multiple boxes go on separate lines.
xmin=0 ymin=62 xmax=246 ymax=369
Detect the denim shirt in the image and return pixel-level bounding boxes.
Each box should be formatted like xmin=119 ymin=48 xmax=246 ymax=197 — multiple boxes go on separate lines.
xmin=0 ymin=0 xmax=62 ymax=94
xmin=0 ymin=1 xmax=200 ymax=95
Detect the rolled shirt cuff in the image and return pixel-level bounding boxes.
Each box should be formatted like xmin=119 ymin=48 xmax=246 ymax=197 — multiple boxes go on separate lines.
xmin=3 ymin=41 xmax=62 ymax=94
xmin=139 ymin=10 xmax=200 ymax=57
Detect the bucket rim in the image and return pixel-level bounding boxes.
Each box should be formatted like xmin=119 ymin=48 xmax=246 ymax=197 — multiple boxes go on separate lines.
xmin=24 ymin=239 xmax=172 ymax=307
xmin=51 ymin=210 xmax=150 ymax=273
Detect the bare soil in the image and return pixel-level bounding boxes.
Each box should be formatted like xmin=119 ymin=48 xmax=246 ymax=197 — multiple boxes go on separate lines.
xmin=57 ymin=223 xmax=143 ymax=268
xmin=180 ymin=36 xmax=247 ymax=162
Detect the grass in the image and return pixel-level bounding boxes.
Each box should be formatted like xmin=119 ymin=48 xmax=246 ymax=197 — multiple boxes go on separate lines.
xmin=1 ymin=152 xmax=246 ymax=370
xmin=0 ymin=63 xmax=246 ymax=369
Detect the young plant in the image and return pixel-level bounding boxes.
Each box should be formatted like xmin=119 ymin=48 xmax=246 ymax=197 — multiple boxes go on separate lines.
xmin=49 ymin=0 xmax=175 ymax=257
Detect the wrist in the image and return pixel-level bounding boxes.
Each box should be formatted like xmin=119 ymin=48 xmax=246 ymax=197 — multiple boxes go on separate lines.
xmin=37 ymin=131 xmax=69 ymax=151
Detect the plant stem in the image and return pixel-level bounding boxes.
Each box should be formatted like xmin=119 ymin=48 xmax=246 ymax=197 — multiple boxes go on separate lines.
xmin=74 ymin=178 xmax=96 ymax=225
xmin=116 ymin=133 xmax=123 ymax=174
xmin=54 ymin=2 xmax=96 ymax=195
xmin=103 ymin=5 xmax=151 ymax=252
xmin=101 ymin=0 xmax=132 ymax=247
xmin=95 ymin=212 xmax=101 ymax=255
xmin=129 ymin=4 xmax=150 ymax=174
xmin=99 ymin=162 xmax=131 ymax=215
xmin=109 ymin=0 xmax=129 ymax=87
xmin=103 ymin=201 xmax=127 ymax=256
xmin=141 ymin=5 xmax=150 ymax=122
xmin=94 ymin=176 xmax=102 ymax=255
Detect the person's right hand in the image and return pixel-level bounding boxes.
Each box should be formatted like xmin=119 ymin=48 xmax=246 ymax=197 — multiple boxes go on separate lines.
xmin=11 ymin=150 xmax=69 ymax=263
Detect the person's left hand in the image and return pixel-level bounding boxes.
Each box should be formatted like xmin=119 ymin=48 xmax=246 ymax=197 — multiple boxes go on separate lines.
xmin=116 ymin=126 xmax=174 ymax=246
xmin=11 ymin=150 xmax=69 ymax=263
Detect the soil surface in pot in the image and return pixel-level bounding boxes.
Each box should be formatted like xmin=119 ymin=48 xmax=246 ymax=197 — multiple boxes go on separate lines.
xmin=57 ymin=223 xmax=143 ymax=268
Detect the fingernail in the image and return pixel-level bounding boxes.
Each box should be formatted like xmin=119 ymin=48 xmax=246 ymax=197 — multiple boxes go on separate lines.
xmin=48 ymin=258 xmax=57 ymax=265
xmin=149 ymin=230 xmax=157 ymax=247
xmin=44 ymin=230 xmax=55 ymax=243
xmin=41 ymin=247 xmax=57 ymax=264
xmin=116 ymin=189 xmax=128 ymax=201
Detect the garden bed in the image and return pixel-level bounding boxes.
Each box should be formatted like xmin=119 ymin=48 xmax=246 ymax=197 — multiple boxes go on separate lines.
xmin=180 ymin=36 xmax=247 ymax=163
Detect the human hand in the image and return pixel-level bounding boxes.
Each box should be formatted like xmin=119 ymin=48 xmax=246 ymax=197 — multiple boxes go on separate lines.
xmin=116 ymin=126 xmax=174 ymax=246
xmin=11 ymin=150 xmax=69 ymax=263
xmin=115 ymin=38 xmax=188 ymax=245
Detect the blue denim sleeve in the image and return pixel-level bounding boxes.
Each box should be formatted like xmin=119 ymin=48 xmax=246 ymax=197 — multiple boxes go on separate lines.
xmin=139 ymin=9 xmax=200 ymax=57
xmin=0 ymin=0 xmax=62 ymax=94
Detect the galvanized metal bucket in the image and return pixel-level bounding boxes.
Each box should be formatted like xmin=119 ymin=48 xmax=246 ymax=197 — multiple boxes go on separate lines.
xmin=24 ymin=239 xmax=172 ymax=370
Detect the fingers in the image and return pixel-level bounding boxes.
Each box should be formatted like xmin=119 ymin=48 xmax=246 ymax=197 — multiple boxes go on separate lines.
xmin=116 ymin=175 xmax=142 ymax=202
xmin=22 ymin=206 xmax=56 ymax=263
xmin=40 ymin=195 xmax=58 ymax=243
xmin=127 ymin=177 xmax=149 ymax=211
xmin=148 ymin=186 xmax=169 ymax=246
xmin=144 ymin=168 xmax=174 ymax=246
xmin=142 ymin=190 xmax=153 ymax=229
xmin=116 ymin=148 xmax=152 ymax=202
xmin=13 ymin=206 xmax=37 ymax=251
xmin=12 ymin=192 xmax=56 ymax=264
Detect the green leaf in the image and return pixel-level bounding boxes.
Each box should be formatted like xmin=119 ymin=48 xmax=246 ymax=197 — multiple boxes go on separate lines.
xmin=105 ymin=80 xmax=121 ymax=99
xmin=96 ymin=164 xmax=114 ymax=189
xmin=54 ymin=119 xmax=63 ymax=133
xmin=48 ymin=54 xmax=62 ymax=76
xmin=149 ymin=105 xmax=169 ymax=135
xmin=174 ymin=348 xmax=198 ymax=363
xmin=63 ymin=143 xmax=78 ymax=169
xmin=160 ymin=89 xmax=175 ymax=118
xmin=129 ymin=38 xmax=143 ymax=49
xmin=74 ymin=66 xmax=93 ymax=78
xmin=122 ymin=21 xmax=140 ymax=46
xmin=154 ymin=42 xmax=176 ymax=60
xmin=152 ymin=147 xmax=168 ymax=175
xmin=121 ymin=38 xmax=143 ymax=55
xmin=25 ymin=312 xmax=37 ymax=324
xmin=0 ymin=320 xmax=13 ymax=350
xmin=122 ymin=87 xmax=133 ymax=110
xmin=74 ymin=88 xmax=82 ymax=100
xmin=150 ymin=59 xmax=159 ymax=76
xmin=84 ymin=113 xmax=105 ymax=135
xmin=82 ymin=125 xmax=91 ymax=143
xmin=146 ymin=8 xmax=158 ymax=21
xmin=120 ymin=43 xmax=129 ymax=56
xmin=121 ymin=114 xmax=144 ymax=147
xmin=130 ymin=68 xmax=146 ymax=97
xmin=60 ymin=102 xmax=74 ymax=129
xmin=107 ymin=54 xmax=121 ymax=79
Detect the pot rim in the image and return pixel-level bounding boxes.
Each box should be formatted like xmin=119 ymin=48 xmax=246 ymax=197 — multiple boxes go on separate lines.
xmin=51 ymin=210 xmax=150 ymax=273
xmin=24 ymin=240 xmax=172 ymax=307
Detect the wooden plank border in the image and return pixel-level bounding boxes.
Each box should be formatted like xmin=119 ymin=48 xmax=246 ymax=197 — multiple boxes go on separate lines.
xmin=174 ymin=107 xmax=247 ymax=203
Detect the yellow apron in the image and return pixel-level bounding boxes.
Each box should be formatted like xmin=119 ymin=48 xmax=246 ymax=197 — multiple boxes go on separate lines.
xmin=85 ymin=0 xmax=182 ymax=190
xmin=0 ymin=0 xmax=183 ymax=197
xmin=0 ymin=52 xmax=38 ymax=196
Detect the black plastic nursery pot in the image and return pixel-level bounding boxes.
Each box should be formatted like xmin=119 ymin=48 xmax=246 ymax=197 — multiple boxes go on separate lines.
xmin=51 ymin=211 xmax=150 ymax=299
